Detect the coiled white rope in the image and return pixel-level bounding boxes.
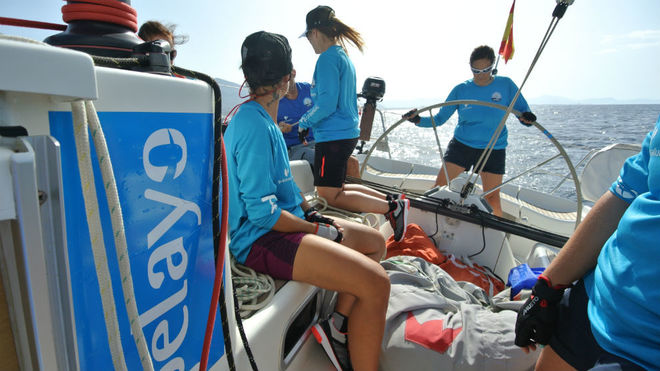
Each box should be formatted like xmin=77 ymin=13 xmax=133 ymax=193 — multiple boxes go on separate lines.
xmin=84 ymin=101 xmax=153 ymax=370
xmin=231 ymin=256 xmax=276 ymax=318
xmin=71 ymin=101 xmax=127 ymax=371
xmin=311 ymin=195 xmax=380 ymax=228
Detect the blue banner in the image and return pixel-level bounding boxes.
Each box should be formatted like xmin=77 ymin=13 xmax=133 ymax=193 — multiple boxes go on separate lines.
xmin=50 ymin=111 xmax=224 ymax=370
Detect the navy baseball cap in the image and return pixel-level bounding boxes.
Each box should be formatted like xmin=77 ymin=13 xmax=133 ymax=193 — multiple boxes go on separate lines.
xmin=300 ymin=5 xmax=334 ymax=38
xmin=241 ymin=31 xmax=293 ymax=87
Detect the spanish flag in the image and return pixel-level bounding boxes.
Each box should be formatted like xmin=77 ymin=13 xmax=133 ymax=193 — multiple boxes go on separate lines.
xmin=499 ymin=0 xmax=516 ymax=63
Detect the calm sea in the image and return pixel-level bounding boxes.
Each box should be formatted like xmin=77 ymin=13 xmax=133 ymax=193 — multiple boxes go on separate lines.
xmin=367 ymin=104 xmax=660 ymax=200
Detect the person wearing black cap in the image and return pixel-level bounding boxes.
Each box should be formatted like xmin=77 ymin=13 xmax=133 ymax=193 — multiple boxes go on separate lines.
xmin=224 ymin=31 xmax=390 ymax=371
xmin=297 ymin=5 xmax=410 ymax=246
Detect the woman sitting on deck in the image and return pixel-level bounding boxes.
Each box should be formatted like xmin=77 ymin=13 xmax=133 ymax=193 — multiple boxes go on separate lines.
xmin=224 ymin=31 xmax=390 ymax=371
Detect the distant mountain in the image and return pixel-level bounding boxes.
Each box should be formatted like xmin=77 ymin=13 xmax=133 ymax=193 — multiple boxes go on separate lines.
xmin=214 ymin=78 xmax=242 ymax=116
xmin=529 ymin=95 xmax=660 ymax=105
xmin=214 ymin=79 xmax=660 ymax=111
xmin=380 ymin=96 xmax=660 ymax=110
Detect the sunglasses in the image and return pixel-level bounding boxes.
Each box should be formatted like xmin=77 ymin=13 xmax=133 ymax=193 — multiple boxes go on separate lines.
xmin=470 ymin=64 xmax=493 ymax=74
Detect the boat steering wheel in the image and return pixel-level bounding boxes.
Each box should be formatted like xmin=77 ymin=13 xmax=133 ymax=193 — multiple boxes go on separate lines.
xmin=360 ymin=100 xmax=584 ymax=231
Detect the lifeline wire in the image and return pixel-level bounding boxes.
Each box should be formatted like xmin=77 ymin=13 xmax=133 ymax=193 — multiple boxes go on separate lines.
xmin=462 ymin=2 xmax=572 ymax=203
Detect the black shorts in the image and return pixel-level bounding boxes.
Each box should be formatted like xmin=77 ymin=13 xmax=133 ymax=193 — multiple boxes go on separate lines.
xmin=443 ymin=138 xmax=506 ymax=175
xmin=313 ymin=137 xmax=358 ymax=187
xmin=549 ymin=280 xmax=645 ymax=371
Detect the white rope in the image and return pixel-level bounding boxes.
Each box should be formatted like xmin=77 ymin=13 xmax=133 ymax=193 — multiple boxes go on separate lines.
xmin=71 ymin=101 xmax=127 ymax=371
xmin=0 ymin=34 xmax=49 ymax=45
xmin=231 ymin=256 xmax=275 ymax=318
xmin=310 ymin=194 xmax=379 ymax=227
xmin=84 ymin=101 xmax=154 ymax=370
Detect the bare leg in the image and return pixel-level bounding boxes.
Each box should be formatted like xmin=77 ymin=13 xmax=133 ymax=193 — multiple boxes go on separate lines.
xmin=534 ymin=344 xmax=576 ymax=371
xmin=434 ymin=161 xmax=466 ymax=188
xmin=331 ymin=219 xmax=387 ymax=313
xmin=292 ymin=219 xmax=389 ymax=371
xmin=346 ymin=155 xmax=361 ymax=179
xmin=480 ymin=171 xmax=503 ymax=217
xmin=343 ymin=183 xmax=387 ymax=199
xmin=317 ymin=185 xmax=390 ymax=214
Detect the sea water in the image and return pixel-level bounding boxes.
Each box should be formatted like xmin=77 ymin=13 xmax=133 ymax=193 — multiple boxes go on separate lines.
xmin=368 ymin=104 xmax=660 ymax=201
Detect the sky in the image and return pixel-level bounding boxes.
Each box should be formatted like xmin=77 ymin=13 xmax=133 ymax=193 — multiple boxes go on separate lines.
xmin=3 ymin=0 xmax=660 ymax=105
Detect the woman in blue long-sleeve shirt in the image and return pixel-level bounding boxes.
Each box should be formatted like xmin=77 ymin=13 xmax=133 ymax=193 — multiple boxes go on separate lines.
xmin=404 ymin=45 xmax=536 ymax=216
xmin=298 ymin=5 xmax=410 ymax=243
xmin=225 ymin=31 xmax=389 ymax=371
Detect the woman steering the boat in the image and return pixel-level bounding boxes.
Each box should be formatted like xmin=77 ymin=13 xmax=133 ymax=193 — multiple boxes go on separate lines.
xmin=404 ymin=45 xmax=536 ymax=217
xmin=297 ymin=5 xmax=410 ymax=242
xmin=225 ymin=31 xmax=390 ymax=371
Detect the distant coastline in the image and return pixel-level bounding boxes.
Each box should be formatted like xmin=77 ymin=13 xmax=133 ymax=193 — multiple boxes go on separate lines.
xmin=214 ymin=78 xmax=660 ymax=110
xmin=526 ymin=95 xmax=660 ymax=105
xmin=382 ymin=97 xmax=660 ymax=110
xmin=381 ymin=97 xmax=660 ymax=110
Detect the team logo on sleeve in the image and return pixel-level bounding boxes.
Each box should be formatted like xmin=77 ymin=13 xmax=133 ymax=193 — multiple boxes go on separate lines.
xmin=303 ymin=97 xmax=313 ymax=107
xmin=614 ymin=176 xmax=639 ymax=201
xmin=261 ymin=195 xmax=278 ymax=214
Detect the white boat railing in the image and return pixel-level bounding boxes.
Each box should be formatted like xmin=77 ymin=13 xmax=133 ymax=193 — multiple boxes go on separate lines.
xmin=360 ymin=99 xmax=584 ymax=231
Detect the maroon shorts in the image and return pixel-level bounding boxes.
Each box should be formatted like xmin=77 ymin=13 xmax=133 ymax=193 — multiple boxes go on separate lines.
xmin=243 ymin=231 xmax=305 ymax=280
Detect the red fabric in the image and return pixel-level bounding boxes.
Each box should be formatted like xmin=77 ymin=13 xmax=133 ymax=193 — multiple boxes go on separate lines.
xmin=385 ymin=224 xmax=446 ymax=265
xmin=438 ymin=255 xmax=505 ymax=296
xmin=386 ymin=223 xmax=505 ymax=295
xmin=404 ymin=312 xmax=462 ymax=354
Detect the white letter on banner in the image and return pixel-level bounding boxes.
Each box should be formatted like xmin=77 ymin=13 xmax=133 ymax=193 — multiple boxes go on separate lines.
xmin=148 ymin=237 xmax=188 ymax=289
xmin=139 ymin=280 xmax=187 ymax=328
xmin=161 ymin=357 xmax=184 ymax=371
xmin=151 ymin=306 xmax=189 ymax=361
xmin=145 ymin=189 xmax=201 ymax=248
xmin=143 ymin=128 xmax=188 ymax=182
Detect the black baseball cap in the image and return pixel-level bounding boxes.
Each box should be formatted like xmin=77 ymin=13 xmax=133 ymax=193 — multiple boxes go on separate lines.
xmin=300 ymin=5 xmax=334 ymax=38
xmin=241 ymin=31 xmax=293 ymax=88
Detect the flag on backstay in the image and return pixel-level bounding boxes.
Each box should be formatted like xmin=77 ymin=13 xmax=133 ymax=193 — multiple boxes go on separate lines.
xmin=499 ymin=0 xmax=516 ymax=63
